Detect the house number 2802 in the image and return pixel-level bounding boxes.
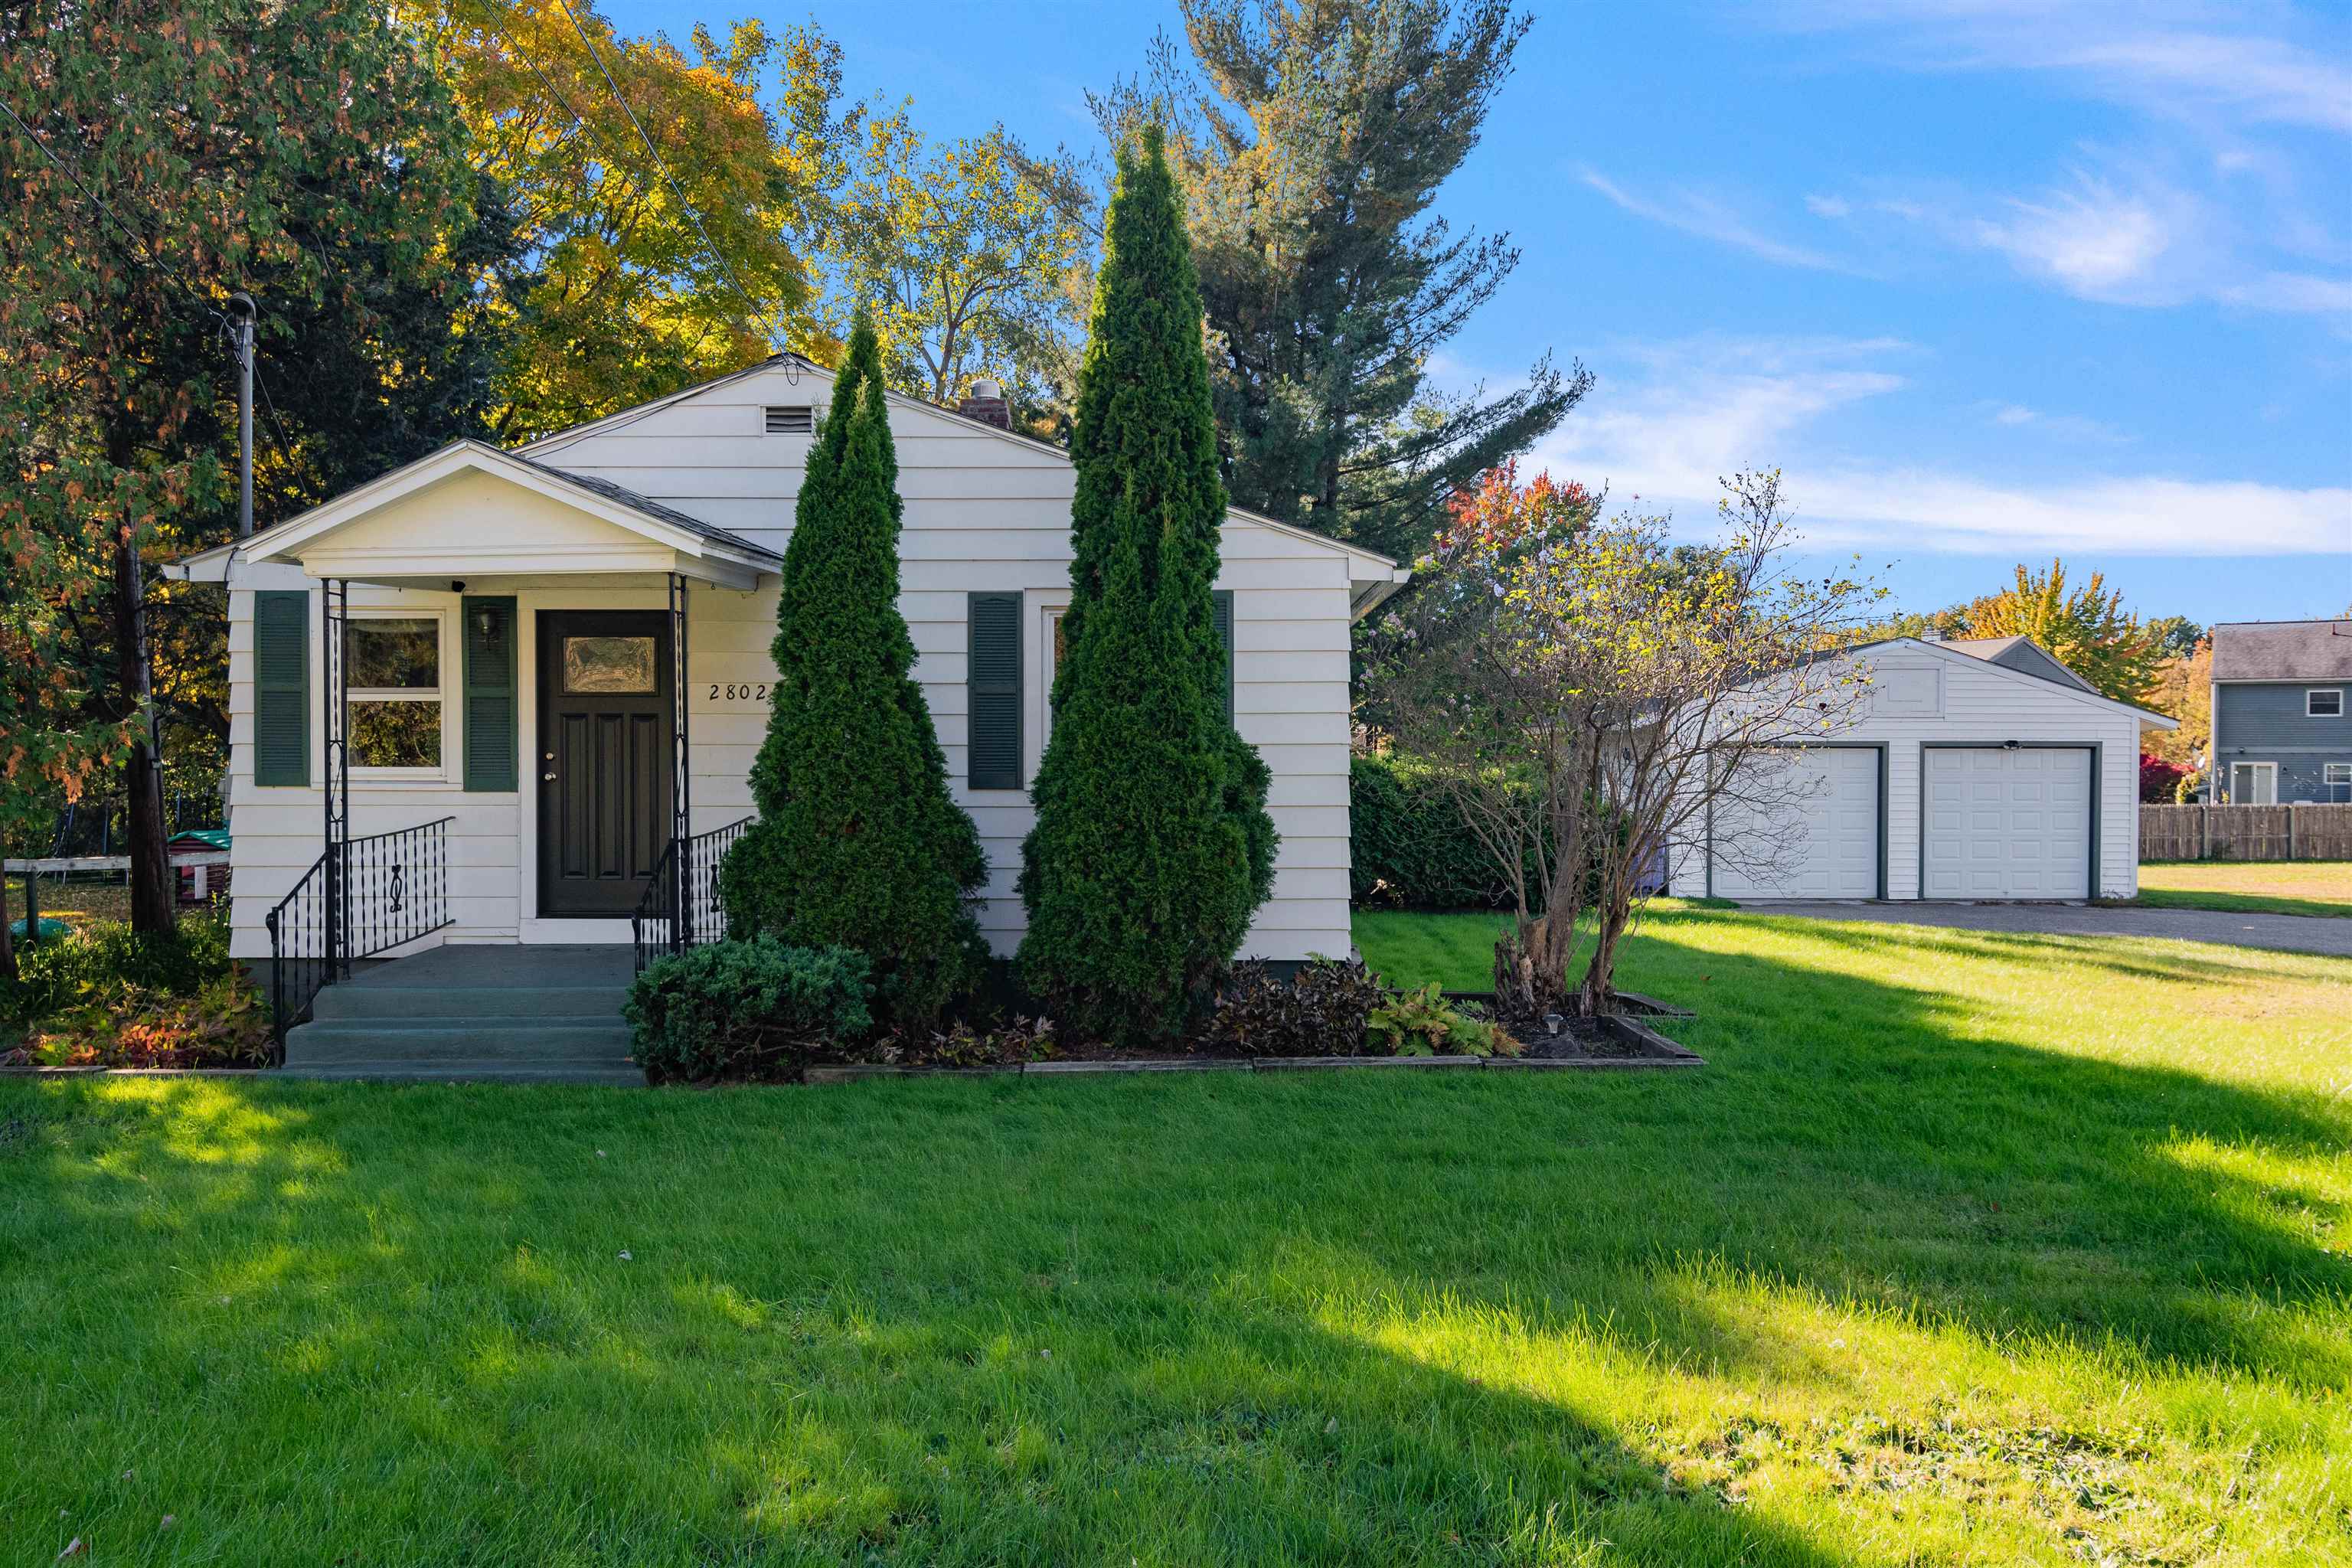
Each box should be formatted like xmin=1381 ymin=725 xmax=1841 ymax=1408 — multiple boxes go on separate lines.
xmin=708 ymin=682 xmax=769 ymax=702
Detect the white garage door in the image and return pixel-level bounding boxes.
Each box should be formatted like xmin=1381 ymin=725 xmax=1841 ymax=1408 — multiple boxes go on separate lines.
xmin=1922 ymin=747 xmax=2092 ymax=899
xmin=1710 ymin=748 xmax=1879 ymax=899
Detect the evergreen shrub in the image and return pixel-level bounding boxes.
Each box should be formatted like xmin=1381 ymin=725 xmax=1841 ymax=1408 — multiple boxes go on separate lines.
xmin=1018 ymin=127 xmax=1276 ymax=1044
xmin=719 ymin=314 xmax=990 ymax=1027
xmin=624 ymin=938 xmax=874 ymax=1083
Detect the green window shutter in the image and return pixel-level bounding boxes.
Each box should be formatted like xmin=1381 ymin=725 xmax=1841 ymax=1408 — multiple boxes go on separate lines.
xmin=969 ymin=591 xmax=1022 ymax=790
xmin=462 ymin=596 xmax=518 ymax=792
xmin=1212 ymin=590 xmax=1235 ymax=725
xmin=253 ymin=590 xmax=310 ymax=786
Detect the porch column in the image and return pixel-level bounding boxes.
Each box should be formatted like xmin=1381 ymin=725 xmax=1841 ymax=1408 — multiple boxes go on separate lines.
xmin=322 ymin=577 xmax=351 ymax=978
xmin=670 ymin=571 xmax=691 ymax=952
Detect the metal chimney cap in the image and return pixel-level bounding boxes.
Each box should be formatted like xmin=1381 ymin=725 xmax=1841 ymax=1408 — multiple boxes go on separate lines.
xmin=969 ymin=377 xmax=1002 ymax=400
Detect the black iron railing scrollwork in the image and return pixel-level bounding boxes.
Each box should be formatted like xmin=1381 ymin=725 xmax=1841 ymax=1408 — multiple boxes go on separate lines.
xmin=264 ymin=816 xmax=453 ymax=1052
xmin=632 ymin=816 xmax=753 ymax=974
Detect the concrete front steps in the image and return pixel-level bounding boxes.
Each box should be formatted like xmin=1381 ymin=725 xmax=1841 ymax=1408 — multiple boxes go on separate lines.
xmin=279 ymin=945 xmax=642 ymax=1085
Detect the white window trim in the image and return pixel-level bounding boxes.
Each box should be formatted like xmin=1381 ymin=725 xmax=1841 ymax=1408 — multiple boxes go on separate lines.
xmin=2328 ymin=763 xmax=2352 ymax=783
xmin=346 ymin=607 xmax=454 ymax=782
xmin=2308 ymin=688 xmax=2344 ymax=717
xmin=2228 ymin=760 xmax=2278 ymax=805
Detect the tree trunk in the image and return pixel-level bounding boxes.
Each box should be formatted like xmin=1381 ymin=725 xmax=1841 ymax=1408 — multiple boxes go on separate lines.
xmin=113 ymin=534 xmax=173 ymax=934
xmin=0 ymin=887 xmax=15 ymax=986
xmin=1576 ymin=884 xmax=1638 ymax=1020
xmin=1492 ymin=908 xmax=1576 ymax=1024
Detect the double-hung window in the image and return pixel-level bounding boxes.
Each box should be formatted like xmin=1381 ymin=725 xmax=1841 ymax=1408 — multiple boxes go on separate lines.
xmin=2309 ymin=688 xmax=2344 ymax=717
xmin=346 ymin=613 xmax=447 ymax=773
xmin=2328 ymin=763 xmax=2352 ymax=803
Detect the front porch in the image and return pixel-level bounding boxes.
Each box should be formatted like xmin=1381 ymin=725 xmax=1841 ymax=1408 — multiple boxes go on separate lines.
xmin=166 ymin=440 xmax=782 ymax=1047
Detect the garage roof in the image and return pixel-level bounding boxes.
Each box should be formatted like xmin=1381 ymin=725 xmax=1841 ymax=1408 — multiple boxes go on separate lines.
xmin=1939 ymin=635 xmax=2100 ymax=694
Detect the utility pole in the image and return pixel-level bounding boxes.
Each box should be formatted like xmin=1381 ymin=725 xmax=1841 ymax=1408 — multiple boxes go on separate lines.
xmin=228 ymin=292 xmax=256 ymax=538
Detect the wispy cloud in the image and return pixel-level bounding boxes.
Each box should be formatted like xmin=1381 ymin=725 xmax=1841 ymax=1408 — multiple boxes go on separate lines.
xmin=1985 ymin=403 xmax=2133 ymax=445
xmin=1579 ymin=168 xmax=1852 ymax=272
xmin=1967 ymin=177 xmax=2187 ymax=296
xmin=1523 ymin=336 xmax=2347 ymax=555
xmin=1776 ymin=5 xmax=2352 ymax=317
xmin=1808 ymin=162 xmax=2350 ymax=315
xmin=2220 ymin=271 xmax=2352 ymax=314
xmin=1779 ymin=2 xmax=2352 ymax=133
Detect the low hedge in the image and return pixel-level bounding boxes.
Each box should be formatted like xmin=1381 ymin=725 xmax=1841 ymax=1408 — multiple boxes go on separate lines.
xmin=625 ymin=938 xmax=875 ymax=1084
xmin=1350 ymin=753 xmax=1540 ymax=910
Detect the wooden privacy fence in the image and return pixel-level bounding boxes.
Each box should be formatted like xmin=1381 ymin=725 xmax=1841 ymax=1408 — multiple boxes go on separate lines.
xmin=2141 ymin=804 xmax=2352 ymax=861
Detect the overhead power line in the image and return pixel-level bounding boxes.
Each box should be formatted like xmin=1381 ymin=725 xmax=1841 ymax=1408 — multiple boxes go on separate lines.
xmin=0 ymin=93 xmax=226 ymax=325
xmin=546 ymin=0 xmax=785 ymax=350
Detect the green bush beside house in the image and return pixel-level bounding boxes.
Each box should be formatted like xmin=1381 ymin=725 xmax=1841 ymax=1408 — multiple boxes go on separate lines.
xmin=1349 ymin=753 xmax=1537 ymax=910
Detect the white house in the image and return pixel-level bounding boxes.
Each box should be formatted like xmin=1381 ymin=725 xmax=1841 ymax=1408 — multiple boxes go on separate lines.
xmin=1665 ymin=635 xmax=2177 ymax=902
xmin=167 ymin=356 xmax=1409 ymax=983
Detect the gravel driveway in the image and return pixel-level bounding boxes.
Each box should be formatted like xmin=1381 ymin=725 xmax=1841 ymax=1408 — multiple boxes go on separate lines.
xmin=1742 ymin=901 xmax=2352 ymax=960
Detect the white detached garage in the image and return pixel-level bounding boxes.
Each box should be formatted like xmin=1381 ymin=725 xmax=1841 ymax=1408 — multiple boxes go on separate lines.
xmin=1671 ymin=635 xmax=2176 ymax=902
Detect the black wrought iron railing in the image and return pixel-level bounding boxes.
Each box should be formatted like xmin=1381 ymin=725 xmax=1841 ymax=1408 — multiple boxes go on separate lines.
xmin=264 ymin=817 xmax=453 ymax=1050
xmin=632 ymin=816 xmax=753 ymax=974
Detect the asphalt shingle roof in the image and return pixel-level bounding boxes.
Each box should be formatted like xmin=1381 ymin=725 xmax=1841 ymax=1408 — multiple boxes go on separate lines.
xmin=511 ymin=456 xmax=782 ymax=562
xmin=2211 ymin=619 xmax=2352 ymax=681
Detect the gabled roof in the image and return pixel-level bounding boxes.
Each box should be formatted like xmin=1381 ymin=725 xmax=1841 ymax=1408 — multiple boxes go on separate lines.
xmin=1939 ymin=634 xmax=2101 ymax=694
xmin=1845 ymin=636 xmax=2177 ymax=727
xmin=521 ymin=352 xmax=1413 ymax=601
xmin=507 ymin=452 xmax=779 ymax=560
xmin=161 ymin=439 xmax=780 ymax=585
xmin=2211 ymin=619 xmax=2352 ymax=681
xmin=169 ymin=354 xmax=1410 ymax=610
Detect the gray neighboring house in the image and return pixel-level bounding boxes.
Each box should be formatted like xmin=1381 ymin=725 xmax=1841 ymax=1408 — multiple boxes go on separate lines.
xmin=2208 ymin=619 xmax=2352 ymax=804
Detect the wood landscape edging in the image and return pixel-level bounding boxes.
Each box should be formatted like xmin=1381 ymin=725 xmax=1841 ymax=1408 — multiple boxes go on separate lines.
xmin=5 ymin=1013 xmax=1707 ymax=1082
xmin=803 ymin=1021 xmax=1704 ymax=1083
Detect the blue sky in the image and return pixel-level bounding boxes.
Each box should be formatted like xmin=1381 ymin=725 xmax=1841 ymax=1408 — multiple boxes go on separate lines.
xmin=609 ymin=0 xmax=2352 ymax=626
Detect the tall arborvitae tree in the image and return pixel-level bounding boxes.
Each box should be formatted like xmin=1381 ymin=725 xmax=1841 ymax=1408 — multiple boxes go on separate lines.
xmin=1018 ymin=128 xmax=1276 ymax=1046
xmin=1093 ymin=0 xmax=1586 ymax=560
xmin=719 ymin=314 xmax=988 ymax=1027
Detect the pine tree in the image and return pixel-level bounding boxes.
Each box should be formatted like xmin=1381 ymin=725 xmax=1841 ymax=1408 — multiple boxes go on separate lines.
xmin=1018 ymin=128 xmax=1276 ymax=1046
xmin=718 ymin=314 xmax=989 ymax=1026
xmin=1090 ymin=0 xmax=1586 ymax=560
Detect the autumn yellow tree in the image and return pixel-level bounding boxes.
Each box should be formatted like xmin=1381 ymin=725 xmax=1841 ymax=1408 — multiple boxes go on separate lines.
xmin=1960 ymin=560 xmax=2163 ymax=705
xmin=413 ymin=2 xmax=853 ymax=440
xmin=2143 ymin=637 xmax=2212 ymax=771
xmin=828 ymin=114 xmax=1091 ymax=423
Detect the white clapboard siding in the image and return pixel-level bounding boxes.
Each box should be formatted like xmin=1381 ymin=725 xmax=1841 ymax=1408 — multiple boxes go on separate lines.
xmin=1667 ymin=643 xmax=2151 ymax=901
xmin=217 ymin=359 xmax=1377 ymax=962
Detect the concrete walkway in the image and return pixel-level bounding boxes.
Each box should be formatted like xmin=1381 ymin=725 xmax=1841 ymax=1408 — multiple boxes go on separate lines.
xmin=1742 ymin=901 xmax=2352 ymax=960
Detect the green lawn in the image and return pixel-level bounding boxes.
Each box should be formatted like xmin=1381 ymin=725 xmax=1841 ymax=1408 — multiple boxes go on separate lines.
xmin=2132 ymin=860 xmax=2352 ymax=920
xmin=5 ymin=910 xmax=2347 ymax=1565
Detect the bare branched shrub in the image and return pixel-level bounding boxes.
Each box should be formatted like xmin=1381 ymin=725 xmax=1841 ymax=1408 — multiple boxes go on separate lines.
xmin=1364 ymin=468 xmax=1883 ymax=1021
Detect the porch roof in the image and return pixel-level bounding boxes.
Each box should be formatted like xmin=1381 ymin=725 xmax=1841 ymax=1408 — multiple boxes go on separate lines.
xmin=162 ymin=440 xmax=782 ymax=591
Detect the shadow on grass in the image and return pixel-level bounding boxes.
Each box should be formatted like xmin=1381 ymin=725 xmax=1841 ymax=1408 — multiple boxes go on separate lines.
xmin=4 ymin=1080 xmax=1867 ymax=1566
xmin=5 ymin=901 xmax=2348 ymax=1563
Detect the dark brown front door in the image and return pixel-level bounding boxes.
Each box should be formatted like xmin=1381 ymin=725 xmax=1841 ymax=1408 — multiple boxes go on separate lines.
xmin=537 ymin=611 xmax=672 ymax=917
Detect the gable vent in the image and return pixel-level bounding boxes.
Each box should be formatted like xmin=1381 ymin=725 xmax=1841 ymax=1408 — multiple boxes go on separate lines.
xmin=764 ymin=404 xmax=815 ymax=434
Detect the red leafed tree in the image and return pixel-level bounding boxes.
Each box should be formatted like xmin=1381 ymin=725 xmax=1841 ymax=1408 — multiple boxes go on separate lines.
xmin=2140 ymin=753 xmax=2190 ymax=804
